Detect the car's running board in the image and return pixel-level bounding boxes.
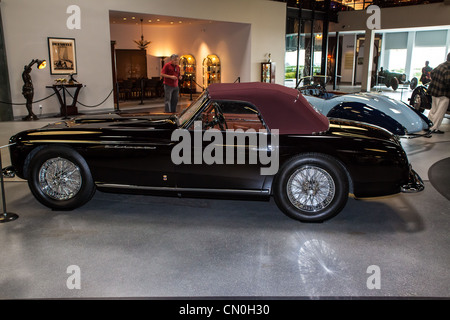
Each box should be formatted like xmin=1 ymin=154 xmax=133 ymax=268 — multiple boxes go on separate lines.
xmin=97 ymin=183 xmax=270 ymax=197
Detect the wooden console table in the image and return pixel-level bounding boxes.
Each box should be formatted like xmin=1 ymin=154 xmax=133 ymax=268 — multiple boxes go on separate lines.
xmin=46 ymin=83 xmax=83 ymax=119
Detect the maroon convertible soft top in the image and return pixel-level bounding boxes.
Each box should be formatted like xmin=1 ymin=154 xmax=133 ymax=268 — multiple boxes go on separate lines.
xmin=207 ymin=82 xmax=329 ymax=135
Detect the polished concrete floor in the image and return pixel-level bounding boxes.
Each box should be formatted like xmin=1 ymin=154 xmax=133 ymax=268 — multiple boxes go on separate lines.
xmin=0 ymin=86 xmax=449 ymax=299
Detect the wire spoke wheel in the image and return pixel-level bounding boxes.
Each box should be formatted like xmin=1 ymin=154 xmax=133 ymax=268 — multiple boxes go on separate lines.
xmin=287 ymin=166 xmax=335 ymax=212
xmin=413 ymin=94 xmax=422 ymax=110
xmin=274 ymin=154 xmax=349 ymax=222
xmin=38 ymin=157 xmax=82 ymax=201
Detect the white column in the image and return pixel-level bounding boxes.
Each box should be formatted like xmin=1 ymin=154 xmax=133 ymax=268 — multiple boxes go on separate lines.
xmin=361 ymin=28 xmax=374 ymax=92
xmin=446 ymin=29 xmax=450 ymax=60
xmin=340 ymin=34 xmax=356 ymax=84
xmin=379 ymin=32 xmax=385 ymax=70
xmin=405 ymin=31 xmax=416 ymax=80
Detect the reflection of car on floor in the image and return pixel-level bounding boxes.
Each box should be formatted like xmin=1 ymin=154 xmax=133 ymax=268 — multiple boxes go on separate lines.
xmin=4 ymin=82 xmax=424 ymax=223
xmin=373 ymin=68 xmax=418 ymax=91
xmin=409 ymin=84 xmax=450 ymax=114
xmin=299 ymin=80 xmax=432 ymax=137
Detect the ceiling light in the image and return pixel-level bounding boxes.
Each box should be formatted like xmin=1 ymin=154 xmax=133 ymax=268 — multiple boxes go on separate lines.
xmin=134 ymin=18 xmax=151 ymax=50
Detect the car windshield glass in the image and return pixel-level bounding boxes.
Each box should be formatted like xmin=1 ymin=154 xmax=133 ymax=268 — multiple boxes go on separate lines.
xmin=177 ymin=91 xmax=209 ymax=127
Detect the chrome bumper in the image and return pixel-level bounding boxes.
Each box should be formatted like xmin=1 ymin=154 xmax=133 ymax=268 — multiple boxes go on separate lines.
xmin=401 ymin=169 xmax=424 ymax=193
xmin=2 ymin=166 xmax=16 ymax=178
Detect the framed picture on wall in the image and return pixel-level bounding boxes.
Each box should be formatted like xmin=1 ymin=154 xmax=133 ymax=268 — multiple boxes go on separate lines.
xmin=47 ymin=37 xmax=77 ymax=75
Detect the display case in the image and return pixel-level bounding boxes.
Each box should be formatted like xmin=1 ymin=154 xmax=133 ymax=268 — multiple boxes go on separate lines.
xmin=180 ymin=54 xmax=196 ymax=94
xmin=261 ymin=62 xmax=276 ymax=83
xmin=203 ymin=54 xmax=221 ymax=88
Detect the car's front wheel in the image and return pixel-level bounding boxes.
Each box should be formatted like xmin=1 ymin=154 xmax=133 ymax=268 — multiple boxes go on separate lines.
xmin=27 ymin=146 xmax=96 ymax=210
xmin=273 ymin=154 xmax=349 ymax=222
xmin=391 ymin=77 xmax=399 ymax=91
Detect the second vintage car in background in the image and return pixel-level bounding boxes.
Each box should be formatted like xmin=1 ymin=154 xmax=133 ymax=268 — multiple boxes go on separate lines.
xmin=298 ymin=79 xmax=432 ymax=137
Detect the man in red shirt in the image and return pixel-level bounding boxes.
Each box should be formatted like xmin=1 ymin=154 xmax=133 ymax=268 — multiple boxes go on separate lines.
xmin=161 ymin=54 xmax=181 ymax=113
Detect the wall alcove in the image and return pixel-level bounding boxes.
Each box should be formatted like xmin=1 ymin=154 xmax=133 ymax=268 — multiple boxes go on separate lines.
xmin=180 ymin=54 xmax=196 ymax=93
xmin=203 ymin=54 xmax=221 ymax=88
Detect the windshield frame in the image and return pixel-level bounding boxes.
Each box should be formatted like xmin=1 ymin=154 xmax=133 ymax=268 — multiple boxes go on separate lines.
xmin=176 ymin=90 xmax=209 ymax=128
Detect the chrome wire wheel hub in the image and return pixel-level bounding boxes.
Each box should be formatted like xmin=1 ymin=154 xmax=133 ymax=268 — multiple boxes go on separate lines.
xmin=413 ymin=94 xmax=421 ymax=109
xmin=38 ymin=157 xmax=82 ymax=201
xmin=287 ymin=166 xmax=335 ymax=212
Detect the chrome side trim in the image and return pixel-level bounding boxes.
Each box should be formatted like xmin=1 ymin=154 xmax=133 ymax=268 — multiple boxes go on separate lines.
xmin=96 ymin=183 xmax=270 ymax=195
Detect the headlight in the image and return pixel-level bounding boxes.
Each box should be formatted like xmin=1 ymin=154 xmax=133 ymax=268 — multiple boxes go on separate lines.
xmin=9 ymin=134 xmax=17 ymax=144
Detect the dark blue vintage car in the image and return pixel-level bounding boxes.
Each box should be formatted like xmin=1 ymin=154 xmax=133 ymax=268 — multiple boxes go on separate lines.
xmin=298 ymin=78 xmax=432 ymax=137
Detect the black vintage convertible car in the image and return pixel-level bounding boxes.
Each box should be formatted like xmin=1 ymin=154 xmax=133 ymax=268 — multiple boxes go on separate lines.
xmin=4 ymin=82 xmax=424 ymax=222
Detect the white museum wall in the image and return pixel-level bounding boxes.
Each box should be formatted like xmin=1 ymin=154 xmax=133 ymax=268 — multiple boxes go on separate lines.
xmin=1 ymin=0 xmax=285 ymax=118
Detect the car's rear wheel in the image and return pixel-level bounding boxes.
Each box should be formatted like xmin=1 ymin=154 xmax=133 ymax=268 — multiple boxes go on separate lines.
xmin=27 ymin=146 xmax=95 ymax=210
xmin=411 ymin=92 xmax=425 ymax=113
xmin=273 ymin=154 xmax=349 ymax=222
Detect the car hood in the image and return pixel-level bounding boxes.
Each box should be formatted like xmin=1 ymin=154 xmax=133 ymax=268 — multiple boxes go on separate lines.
xmin=40 ymin=113 xmax=178 ymax=131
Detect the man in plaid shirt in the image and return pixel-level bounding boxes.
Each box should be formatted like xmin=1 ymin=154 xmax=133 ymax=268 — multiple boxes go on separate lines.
xmin=427 ymin=53 xmax=450 ymax=134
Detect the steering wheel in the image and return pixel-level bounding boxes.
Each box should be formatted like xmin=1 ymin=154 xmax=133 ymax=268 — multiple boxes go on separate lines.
xmin=316 ymin=83 xmax=327 ymax=98
xmin=204 ymin=102 xmax=228 ymax=130
xmin=300 ymin=84 xmax=327 ymax=98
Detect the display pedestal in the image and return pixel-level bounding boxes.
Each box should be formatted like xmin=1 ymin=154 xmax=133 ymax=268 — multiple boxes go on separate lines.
xmin=46 ymin=83 xmax=83 ymax=119
xmin=0 ymin=213 xmax=19 ymax=223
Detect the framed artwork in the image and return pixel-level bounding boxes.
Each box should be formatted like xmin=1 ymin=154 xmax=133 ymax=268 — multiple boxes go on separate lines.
xmin=47 ymin=37 xmax=77 ymax=75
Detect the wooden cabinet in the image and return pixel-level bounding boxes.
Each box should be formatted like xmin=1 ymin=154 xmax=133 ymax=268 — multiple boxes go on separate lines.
xmin=261 ymin=62 xmax=276 ymax=83
xmin=180 ymin=54 xmax=196 ymax=93
xmin=203 ymin=54 xmax=221 ymax=88
xmin=115 ymin=49 xmax=147 ymax=80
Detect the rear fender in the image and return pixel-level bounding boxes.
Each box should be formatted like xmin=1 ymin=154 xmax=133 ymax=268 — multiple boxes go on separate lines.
xmin=327 ymin=102 xmax=406 ymax=136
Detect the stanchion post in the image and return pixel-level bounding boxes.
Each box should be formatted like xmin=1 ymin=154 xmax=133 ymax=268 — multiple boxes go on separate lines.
xmin=139 ymin=78 xmax=144 ymax=105
xmin=115 ymin=82 xmax=120 ymax=113
xmin=189 ymin=76 xmax=193 ymax=101
xmin=0 ymin=144 xmax=19 ymax=223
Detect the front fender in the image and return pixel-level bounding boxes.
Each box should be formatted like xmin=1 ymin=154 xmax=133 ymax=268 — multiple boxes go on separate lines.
xmin=404 ymin=100 xmax=433 ymax=127
xmin=327 ymin=102 xmax=406 ymax=136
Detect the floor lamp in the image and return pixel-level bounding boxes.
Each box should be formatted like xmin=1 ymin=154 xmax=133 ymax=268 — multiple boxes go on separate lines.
xmin=22 ymin=59 xmax=46 ymax=121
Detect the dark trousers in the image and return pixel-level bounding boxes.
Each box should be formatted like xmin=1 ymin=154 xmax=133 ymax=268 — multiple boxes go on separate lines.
xmin=164 ymin=84 xmax=179 ymax=113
